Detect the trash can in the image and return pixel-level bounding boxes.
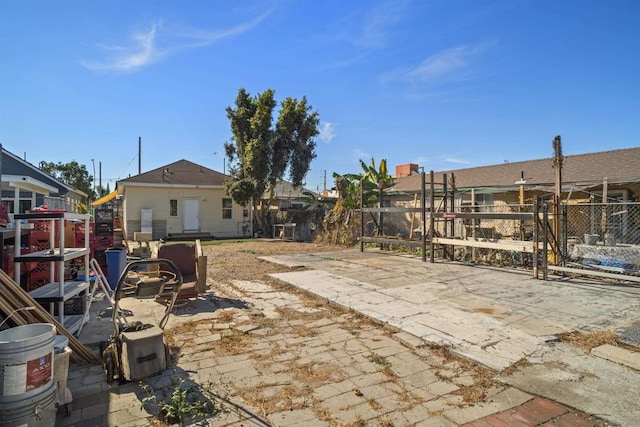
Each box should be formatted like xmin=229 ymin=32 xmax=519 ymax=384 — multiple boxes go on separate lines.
xmin=105 ymin=247 xmax=127 ymax=289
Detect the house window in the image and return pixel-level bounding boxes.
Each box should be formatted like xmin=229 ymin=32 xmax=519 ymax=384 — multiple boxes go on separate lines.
xmin=222 ymin=198 xmax=233 ymax=219
xmin=169 ymin=199 xmax=178 ymax=217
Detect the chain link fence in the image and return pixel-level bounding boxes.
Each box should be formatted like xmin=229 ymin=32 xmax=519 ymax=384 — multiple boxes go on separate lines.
xmin=348 ymin=200 xmax=640 ymax=273
xmin=564 ymin=202 xmax=640 ymax=246
xmin=563 ymin=202 xmax=640 ymax=272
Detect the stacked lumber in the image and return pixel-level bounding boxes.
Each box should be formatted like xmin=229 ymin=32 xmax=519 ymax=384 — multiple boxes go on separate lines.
xmin=0 ymin=269 xmax=96 ymax=363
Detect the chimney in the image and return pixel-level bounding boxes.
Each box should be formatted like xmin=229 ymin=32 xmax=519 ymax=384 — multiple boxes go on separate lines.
xmin=395 ymin=163 xmax=419 ymax=178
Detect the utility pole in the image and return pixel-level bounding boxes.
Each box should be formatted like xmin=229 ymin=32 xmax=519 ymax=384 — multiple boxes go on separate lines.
xmin=214 ymin=152 xmax=226 ymax=175
xmin=91 ymin=158 xmax=96 ymax=197
xmin=323 ymin=170 xmax=326 ymax=193
xmin=552 ymin=135 xmax=563 ymax=265
xmin=138 ymin=137 xmax=142 ymax=175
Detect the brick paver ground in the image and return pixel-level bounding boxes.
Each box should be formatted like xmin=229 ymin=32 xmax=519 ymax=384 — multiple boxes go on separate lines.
xmin=58 ymin=275 xmax=610 ymax=426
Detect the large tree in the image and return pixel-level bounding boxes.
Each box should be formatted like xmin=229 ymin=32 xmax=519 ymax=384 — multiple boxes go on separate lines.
xmin=39 ymin=160 xmax=95 ymax=198
xmin=224 ymin=88 xmax=320 ymax=231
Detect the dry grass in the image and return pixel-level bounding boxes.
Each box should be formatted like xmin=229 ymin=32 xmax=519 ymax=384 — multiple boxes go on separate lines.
xmin=559 ymin=329 xmax=620 ymax=351
xmin=367 ymin=397 xmax=381 ymax=411
xmin=313 ymin=405 xmax=332 ymax=421
xmin=377 ymin=416 xmax=394 ymax=427
xmin=215 ymin=309 xmax=235 ymax=324
xmin=501 ymin=357 xmax=533 ymax=376
xmin=236 ymin=383 xmax=311 ymax=417
xmin=341 ymin=417 xmax=366 ymax=427
xmin=214 ymin=330 xmax=254 ymax=355
xmin=419 ymin=343 xmax=500 ymax=404
xmin=291 ymin=324 xmax=317 ymax=337
xmin=287 ymin=360 xmax=345 ymax=386
xmin=164 ymin=320 xmax=200 ymax=345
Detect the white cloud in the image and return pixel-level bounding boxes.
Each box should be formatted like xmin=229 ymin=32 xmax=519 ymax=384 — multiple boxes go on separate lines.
xmin=406 ymin=44 xmax=487 ymax=82
xmin=318 ymin=121 xmax=336 ymax=143
xmin=357 ymin=0 xmax=408 ymax=48
xmin=444 ymin=156 xmax=472 ymax=165
xmin=82 ymin=22 xmax=165 ymax=72
xmin=173 ymin=10 xmax=272 ymax=48
xmin=82 ymin=10 xmax=272 ymax=72
xmin=380 ymin=42 xmax=493 ymax=86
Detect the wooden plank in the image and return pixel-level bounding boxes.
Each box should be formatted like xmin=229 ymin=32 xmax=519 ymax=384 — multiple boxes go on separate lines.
xmin=432 ymin=212 xmax=533 ymax=221
xmin=549 ymin=265 xmax=640 ymax=283
xmin=432 ymin=237 xmax=538 ymax=253
xmin=361 ymin=236 xmax=423 ymax=248
xmin=0 ymin=269 xmax=96 ymax=363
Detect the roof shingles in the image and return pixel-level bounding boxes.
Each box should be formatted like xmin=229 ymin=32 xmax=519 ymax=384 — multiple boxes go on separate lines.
xmin=390 ymin=147 xmax=640 ymax=192
xmin=118 ymin=159 xmax=226 ymax=186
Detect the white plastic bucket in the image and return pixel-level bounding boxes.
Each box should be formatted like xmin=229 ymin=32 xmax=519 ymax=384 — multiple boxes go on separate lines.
xmin=0 ymin=380 xmax=57 ymax=426
xmin=0 ymin=324 xmax=56 ymax=404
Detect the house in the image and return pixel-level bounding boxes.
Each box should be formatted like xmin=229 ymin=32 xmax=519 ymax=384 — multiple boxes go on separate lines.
xmin=389 ymin=147 xmax=640 ymax=204
xmin=262 ymin=180 xmax=319 ymax=211
xmin=117 ymin=159 xmax=250 ymax=241
xmin=385 ymin=147 xmax=640 ymax=241
xmin=0 ymin=145 xmax=87 ymax=217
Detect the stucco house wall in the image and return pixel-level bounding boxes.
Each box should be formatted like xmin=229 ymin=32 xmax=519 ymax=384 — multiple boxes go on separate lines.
xmin=118 ymin=159 xmax=249 ymax=240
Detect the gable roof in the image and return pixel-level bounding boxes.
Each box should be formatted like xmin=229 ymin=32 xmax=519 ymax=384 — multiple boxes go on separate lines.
xmin=268 ymin=180 xmax=317 ymax=200
xmin=389 ymin=147 xmax=640 ymax=193
xmin=118 ymin=159 xmax=226 ymax=187
xmin=1 ymin=146 xmax=86 ymax=196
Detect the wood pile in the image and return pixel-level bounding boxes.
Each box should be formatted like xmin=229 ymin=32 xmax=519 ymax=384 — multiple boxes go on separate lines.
xmin=0 ymin=269 xmax=96 ymax=363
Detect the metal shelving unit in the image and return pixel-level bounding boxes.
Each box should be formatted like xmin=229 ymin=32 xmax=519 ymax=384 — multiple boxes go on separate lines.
xmin=13 ymin=212 xmax=92 ymax=336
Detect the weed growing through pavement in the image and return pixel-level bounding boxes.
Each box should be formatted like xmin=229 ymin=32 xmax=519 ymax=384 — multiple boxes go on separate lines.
xmin=367 ymin=352 xmax=390 ymax=367
xmin=367 ymin=352 xmax=396 ymax=378
xmin=140 ymin=372 xmax=225 ymax=426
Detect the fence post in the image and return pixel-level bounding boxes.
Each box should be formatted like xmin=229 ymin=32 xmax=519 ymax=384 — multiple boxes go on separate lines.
xmin=421 ymin=171 xmax=426 ymax=262
xmin=360 ymin=179 xmax=364 ymax=253
xmin=543 ymin=202 xmax=549 ymax=281
xmin=533 ymin=196 xmax=539 ymax=279
xmin=430 ymin=170 xmax=435 ymax=263
xmin=561 ymin=203 xmax=568 ymax=267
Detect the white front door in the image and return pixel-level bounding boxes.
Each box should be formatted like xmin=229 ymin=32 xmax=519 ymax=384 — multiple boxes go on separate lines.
xmin=182 ymin=199 xmax=199 ymax=231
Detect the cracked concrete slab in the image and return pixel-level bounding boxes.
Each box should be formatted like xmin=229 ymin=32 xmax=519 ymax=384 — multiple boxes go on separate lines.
xmin=266 ymin=249 xmax=640 ymax=426
xmin=499 ymin=342 xmax=640 ymax=427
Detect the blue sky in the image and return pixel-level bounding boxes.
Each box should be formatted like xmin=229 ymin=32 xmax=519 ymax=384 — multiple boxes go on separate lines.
xmin=1 ymin=0 xmax=638 ymax=194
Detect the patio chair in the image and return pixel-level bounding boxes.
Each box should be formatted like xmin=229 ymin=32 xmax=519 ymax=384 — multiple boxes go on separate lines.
xmin=154 ymin=240 xmax=207 ymax=306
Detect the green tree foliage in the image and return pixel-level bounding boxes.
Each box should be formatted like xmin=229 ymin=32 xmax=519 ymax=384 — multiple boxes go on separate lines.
xmin=360 ymin=157 xmax=394 ymax=236
xmin=332 ymin=172 xmax=363 ymax=210
xmin=40 ymin=160 xmax=95 ymax=198
xmin=360 ymin=157 xmax=394 ymax=203
xmin=332 ymin=157 xmax=394 ymax=210
xmin=329 ymin=157 xmax=394 ymax=239
xmin=224 ymin=88 xmax=320 ymax=222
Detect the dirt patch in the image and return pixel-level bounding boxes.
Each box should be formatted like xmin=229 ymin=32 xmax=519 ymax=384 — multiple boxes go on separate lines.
xmin=202 ymin=240 xmax=343 ymax=284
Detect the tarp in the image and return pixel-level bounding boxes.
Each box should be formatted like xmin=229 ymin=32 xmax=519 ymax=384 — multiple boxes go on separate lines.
xmin=91 ymin=190 xmax=118 ymax=206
